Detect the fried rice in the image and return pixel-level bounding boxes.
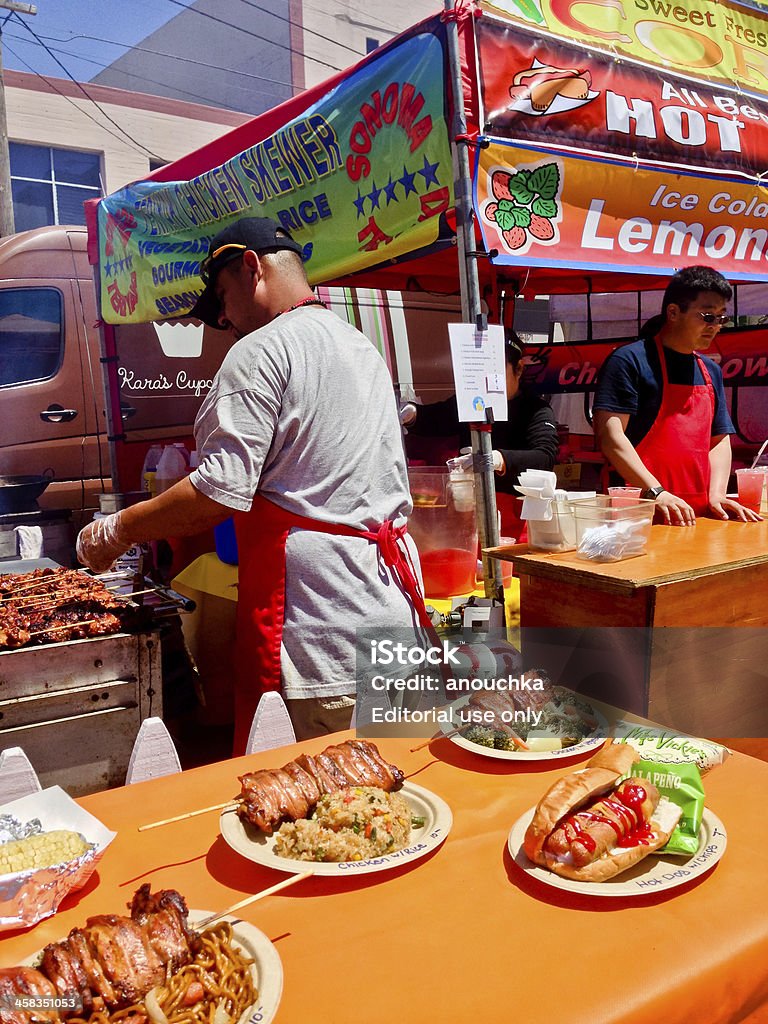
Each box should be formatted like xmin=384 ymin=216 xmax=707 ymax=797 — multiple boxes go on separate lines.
xmin=274 ymin=786 xmax=412 ymax=862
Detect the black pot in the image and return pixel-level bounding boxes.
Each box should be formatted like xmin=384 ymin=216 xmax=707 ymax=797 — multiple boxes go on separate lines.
xmin=0 ymin=471 xmax=55 ymax=514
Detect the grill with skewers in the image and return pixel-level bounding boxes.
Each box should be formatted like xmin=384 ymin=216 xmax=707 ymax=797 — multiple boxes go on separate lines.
xmin=0 ymin=566 xmax=196 ymax=796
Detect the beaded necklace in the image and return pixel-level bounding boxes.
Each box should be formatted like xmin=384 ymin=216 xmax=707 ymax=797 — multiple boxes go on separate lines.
xmin=277 ymin=296 xmax=327 ymax=317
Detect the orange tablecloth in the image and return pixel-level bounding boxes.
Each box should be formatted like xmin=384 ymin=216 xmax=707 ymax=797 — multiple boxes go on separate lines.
xmin=3 ymin=733 xmax=768 ymax=1024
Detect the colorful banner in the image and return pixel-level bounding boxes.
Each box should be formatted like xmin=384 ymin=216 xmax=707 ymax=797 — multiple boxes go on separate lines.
xmin=477 ymin=17 xmax=768 ymax=179
xmin=520 ymin=331 xmax=768 ymax=392
xmin=480 ymin=0 xmax=768 ymax=97
xmin=97 ymin=31 xmax=451 ymax=324
xmin=475 ymin=138 xmax=768 ymax=280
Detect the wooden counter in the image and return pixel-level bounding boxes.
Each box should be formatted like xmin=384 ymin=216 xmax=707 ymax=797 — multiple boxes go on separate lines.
xmin=487 ymin=518 xmax=768 ymax=737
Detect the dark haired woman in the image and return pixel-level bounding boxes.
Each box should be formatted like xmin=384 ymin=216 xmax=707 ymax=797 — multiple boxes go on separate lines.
xmin=403 ymin=331 xmax=559 ymax=535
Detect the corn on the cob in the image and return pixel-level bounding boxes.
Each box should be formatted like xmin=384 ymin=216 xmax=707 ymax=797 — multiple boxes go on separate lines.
xmin=0 ymin=829 xmax=90 ymax=874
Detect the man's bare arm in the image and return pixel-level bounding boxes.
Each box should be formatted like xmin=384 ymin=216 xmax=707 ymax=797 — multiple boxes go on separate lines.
xmin=593 ymin=410 xmax=660 ymax=490
xmin=593 ymin=410 xmax=695 ymax=525
xmin=77 ymin=478 xmax=233 ymax=571
xmin=119 ymin=478 xmax=232 ymax=543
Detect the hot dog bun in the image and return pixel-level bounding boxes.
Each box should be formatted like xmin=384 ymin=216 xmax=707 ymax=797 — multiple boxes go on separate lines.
xmin=523 ymin=743 xmax=683 ymax=882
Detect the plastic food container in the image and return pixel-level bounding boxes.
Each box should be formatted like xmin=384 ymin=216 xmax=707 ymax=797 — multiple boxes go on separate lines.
xmin=570 ymin=496 xmax=655 ymax=562
xmin=527 ymin=497 xmax=580 ymax=552
xmin=408 ymin=467 xmax=478 ymax=598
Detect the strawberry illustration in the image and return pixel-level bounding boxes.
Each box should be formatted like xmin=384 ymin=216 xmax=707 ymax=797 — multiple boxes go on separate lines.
xmin=492 ymin=174 xmax=514 ymax=201
xmin=485 ymin=202 xmax=499 ymax=221
xmin=529 ymin=214 xmax=555 ymax=240
xmin=502 ymin=226 xmax=527 ymax=250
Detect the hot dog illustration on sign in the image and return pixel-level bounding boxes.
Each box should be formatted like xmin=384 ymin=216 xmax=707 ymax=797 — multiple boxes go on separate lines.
xmin=490 ymin=58 xmax=598 ymax=119
xmin=483 ymin=159 xmax=563 ymax=253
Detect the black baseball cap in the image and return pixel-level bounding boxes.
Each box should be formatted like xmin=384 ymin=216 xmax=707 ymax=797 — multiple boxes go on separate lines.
xmin=191 ymin=217 xmax=303 ymax=328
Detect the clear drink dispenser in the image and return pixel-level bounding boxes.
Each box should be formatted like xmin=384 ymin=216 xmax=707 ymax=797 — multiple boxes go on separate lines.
xmin=407 ymin=466 xmax=478 ymax=598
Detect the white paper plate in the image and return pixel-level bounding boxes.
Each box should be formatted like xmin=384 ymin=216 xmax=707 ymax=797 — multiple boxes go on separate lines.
xmin=507 ymin=805 xmax=727 ymax=897
xmin=443 ymin=693 xmax=608 ymax=762
xmin=220 ymin=781 xmax=452 ymax=877
xmin=190 ymin=913 xmax=283 ymax=1024
xmin=23 ymin=913 xmax=283 ymax=1024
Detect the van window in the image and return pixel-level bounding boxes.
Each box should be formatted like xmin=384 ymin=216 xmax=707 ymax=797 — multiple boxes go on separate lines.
xmin=0 ymin=289 xmax=64 ymax=387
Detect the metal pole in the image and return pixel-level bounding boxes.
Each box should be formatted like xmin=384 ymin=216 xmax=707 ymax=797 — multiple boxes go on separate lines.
xmin=99 ymin=322 xmax=124 ymax=493
xmin=0 ymin=27 xmax=16 ymax=237
xmin=443 ymin=0 xmax=503 ymax=601
xmin=0 ymin=3 xmax=36 ymax=237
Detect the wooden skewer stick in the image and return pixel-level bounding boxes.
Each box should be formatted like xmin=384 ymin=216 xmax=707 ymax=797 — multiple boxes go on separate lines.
xmin=1 ymin=587 xmax=57 ymax=603
xmin=196 ymin=872 xmax=314 ymax=929
xmin=27 ymin=619 xmax=99 ymax=638
xmin=9 ymin=588 xmax=160 ymax=614
xmin=409 ymin=724 xmax=529 ymax=753
xmin=138 ymin=800 xmax=239 ymax=831
xmin=1 ymin=585 xmax=107 ymax=598
xmin=0 ymin=576 xmax=155 ymax=605
xmin=10 ymin=594 xmax=109 ymax=610
xmin=409 ymin=730 xmax=458 ymax=752
xmin=0 ymin=575 xmax=78 ymax=598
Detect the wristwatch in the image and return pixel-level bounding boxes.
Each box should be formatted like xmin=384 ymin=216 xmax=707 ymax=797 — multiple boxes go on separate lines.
xmin=641 ymin=485 xmax=666 ymax=500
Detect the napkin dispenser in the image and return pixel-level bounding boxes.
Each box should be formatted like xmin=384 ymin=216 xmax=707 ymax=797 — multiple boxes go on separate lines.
xmin=515 ymin=472 xmax=595 ymax=553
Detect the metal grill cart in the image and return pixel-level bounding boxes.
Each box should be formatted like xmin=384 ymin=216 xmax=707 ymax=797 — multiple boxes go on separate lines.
xmin=0 ymin=566 xmax=194 ymax=795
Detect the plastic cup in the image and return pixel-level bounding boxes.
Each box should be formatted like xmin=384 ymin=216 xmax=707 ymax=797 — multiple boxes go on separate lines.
xmin=608 ymin=485 xmax=642 ymax=509
xmin=736 ymin=468 xmax=764 ymax=512
xmin=497 ymin=536 xmax=514 ymax=587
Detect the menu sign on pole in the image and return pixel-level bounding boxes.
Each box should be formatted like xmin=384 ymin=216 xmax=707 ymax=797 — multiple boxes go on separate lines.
xmin=448 ymin=323 xmax=508 ymax=422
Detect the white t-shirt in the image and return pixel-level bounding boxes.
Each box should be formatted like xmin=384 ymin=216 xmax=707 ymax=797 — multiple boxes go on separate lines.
xmin=190 ymin=305 xmax=421 ymax=699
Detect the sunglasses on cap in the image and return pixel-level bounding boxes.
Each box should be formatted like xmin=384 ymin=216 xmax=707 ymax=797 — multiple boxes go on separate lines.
xmin=199 ymin=243 xmax=247 ymax=285
xmin=698 ymin=312 xmax=731 ymax=326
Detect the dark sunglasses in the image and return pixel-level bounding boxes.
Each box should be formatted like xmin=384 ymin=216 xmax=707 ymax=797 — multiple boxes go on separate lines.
xmin=698 ymin=312 xmax=731 ymax=326
xmin=199 ymin=243 xmax=247 ymax=284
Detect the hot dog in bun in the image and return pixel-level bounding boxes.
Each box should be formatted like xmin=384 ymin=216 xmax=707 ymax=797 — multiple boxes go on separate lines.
xmin=523 ymin=743 xmax=683 ymax=881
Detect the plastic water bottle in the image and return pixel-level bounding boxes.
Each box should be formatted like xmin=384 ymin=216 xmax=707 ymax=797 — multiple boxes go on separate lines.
xmin=141 ymin=445 xmax=163 ymax=497
xmin=155 ymin=445 xmax=188 ymax=494
xmin=171 ymin=442 xmax=190 ymax=467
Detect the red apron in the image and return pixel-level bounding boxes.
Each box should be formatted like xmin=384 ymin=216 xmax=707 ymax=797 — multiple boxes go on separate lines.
xmin=232 ymin=494 xmax=433 ymax=754
xmin=634 ymin=335 xmax=715 ymax=516
xmin=495 ymin=492 xmax=527 ymax=543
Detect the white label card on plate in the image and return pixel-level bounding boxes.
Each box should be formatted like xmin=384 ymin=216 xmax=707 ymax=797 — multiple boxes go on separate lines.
xmin=448 ymin=323 xmax=508 ymax=422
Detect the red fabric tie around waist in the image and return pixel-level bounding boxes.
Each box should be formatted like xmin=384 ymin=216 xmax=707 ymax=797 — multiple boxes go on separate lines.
xmin=231 ymin=494 xmax=433 ymax=753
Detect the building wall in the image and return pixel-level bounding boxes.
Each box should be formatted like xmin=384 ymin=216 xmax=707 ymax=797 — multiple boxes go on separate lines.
xmin=5 ymin=71 xmax=250 ymax=196
xmin=300 ymin=0 xmax=439 ymax=89
xmin=90 ymin=0 xmax=294 ymax=119
xmin=89 ymin=0 xmax=440 ymax=113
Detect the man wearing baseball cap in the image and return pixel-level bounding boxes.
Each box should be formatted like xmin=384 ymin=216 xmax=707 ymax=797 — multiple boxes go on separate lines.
xmin=77 ymin=216 xmax=430 ymax=753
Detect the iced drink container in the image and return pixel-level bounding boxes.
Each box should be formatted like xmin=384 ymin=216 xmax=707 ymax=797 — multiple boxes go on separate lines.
xmin=608 ymin=485 xmax=643 ymax=509
xmin=735 ymin=468 xmax=764 ymax=513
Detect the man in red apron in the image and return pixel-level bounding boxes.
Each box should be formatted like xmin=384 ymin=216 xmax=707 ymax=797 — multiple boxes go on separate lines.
xmin=593 ymin=265 xmax=761 ymax=527
xmin=77 ymin=218 xmax=432 ymax=753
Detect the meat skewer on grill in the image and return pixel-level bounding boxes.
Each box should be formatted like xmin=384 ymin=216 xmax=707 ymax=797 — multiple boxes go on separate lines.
xmin=238 ymin=739 xmax=405 ymax=834
xmin=0 ymin=569 xmax=140 ymax=650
